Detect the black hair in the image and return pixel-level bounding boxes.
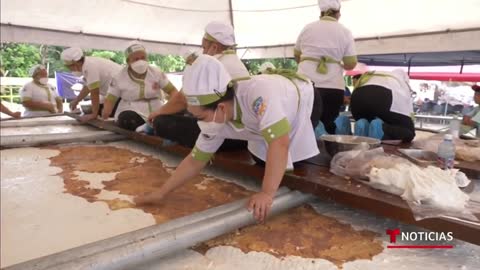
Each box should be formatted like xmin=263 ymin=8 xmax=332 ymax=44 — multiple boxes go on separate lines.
xmin=77 ymin=56 xmax=85 ymax=64
xmin=202 ymin=84 xmax=235 ymax=111
xmin=321 ymin=9 xmax=340 ymax=17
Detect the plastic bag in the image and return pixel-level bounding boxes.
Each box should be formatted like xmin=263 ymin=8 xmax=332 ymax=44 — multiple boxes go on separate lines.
xmin=330 ymin=145 xmax=479 ymax=222
xmin=330 ymin=145 xmax=409 ymax=179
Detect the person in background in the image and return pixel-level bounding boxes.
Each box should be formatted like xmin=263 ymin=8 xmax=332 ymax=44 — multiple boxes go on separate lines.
xmin=20 ymin=65 xmax=63 ymax=117
xmin=150 ymin=21 xmax=249 ymax=150
xmin=294 ymin=0 xmax=357 ymax=135
xmin=461 ymin=84 xmax=480 ymax=138
xmin=258 ymin=62 xmax=276 ymax=74
xmin=135 ymin=55 xmax=319 ymax=222
xmin=61 ymin=47 xmax=122 ymax=122
xmin=201 ymin=21 xmax=250 ymax=80
xmin=0 ymin=103 xmax=21 ymax=119
xmin=101 ymin=42 xmax=179 ymax=131
xmin=349 ymin=69 xmax=415 ymax=142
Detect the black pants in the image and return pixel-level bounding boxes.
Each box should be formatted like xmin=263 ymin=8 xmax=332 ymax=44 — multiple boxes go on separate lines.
xmin=250 ymin=153 xmax=305 ymax=168
xmin=310 ymin=87 xmax=323 ymax=129
xmin=315 ymin=87 xmax=344 ymax=134
xmin=99 ymin=98 xmax=120 ymax=118
xmin=117 ymin=110 xmax=145 ymax=131
xmin=350 ymin=85 xmax=415 ymax=142
xmin=153 ymin=112 xmax=247 ymax=151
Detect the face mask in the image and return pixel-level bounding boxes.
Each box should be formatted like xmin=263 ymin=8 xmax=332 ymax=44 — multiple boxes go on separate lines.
xmin=39 ymin=78 xmax=49 ymax=85
xmin=197 ymin=108 xmax=226 ymax=136
xmin=72 ymin=71 xmax=83 ymax=77
xmin=131 ymin=60 xmax=149 ymax=74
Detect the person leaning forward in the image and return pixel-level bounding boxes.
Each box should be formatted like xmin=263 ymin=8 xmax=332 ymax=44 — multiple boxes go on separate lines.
xmin=135 ymin=55 xmax=319 ymax=222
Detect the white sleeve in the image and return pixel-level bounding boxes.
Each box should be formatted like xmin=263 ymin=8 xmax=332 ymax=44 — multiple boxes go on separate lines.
xmin=20 ymin=84 xmax=33 ymax=101
xmin=249 ymin=84 xmax=291 ymax=144
xmin=84 ymin=62 xmax=101 ymax=90
xmin=191 ymin=133 xmax=225 ymax=162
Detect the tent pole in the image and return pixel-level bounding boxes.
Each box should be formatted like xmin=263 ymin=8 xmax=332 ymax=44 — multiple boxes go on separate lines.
xmin=228 ymin=0 xmax=235 ymax=28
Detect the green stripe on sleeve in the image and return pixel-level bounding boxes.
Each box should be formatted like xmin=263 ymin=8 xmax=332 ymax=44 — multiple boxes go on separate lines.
xmin=87 ymin=81 xmax=101 ymax=90
xmin=261 ymin=118 xmax=291 ymax=144
xmin=191 ymin=146 xmax=214 ymax=162
xmin=106 ymin=94 xmax=119 ymax=104
xmin=163 ymin=82 xmax=176 ymax=95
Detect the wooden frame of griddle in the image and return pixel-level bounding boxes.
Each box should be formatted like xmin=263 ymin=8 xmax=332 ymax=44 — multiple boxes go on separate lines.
xmin=66 ymin=114 xmax=480 ymax=246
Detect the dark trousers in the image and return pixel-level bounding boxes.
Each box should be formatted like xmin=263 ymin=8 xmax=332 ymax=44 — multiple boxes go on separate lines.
xmin=350 ymin=85 xmax=415 ymax=142
xmin=250 ymin=153 xmax=304 ymax=168
xmin=315 ymin=87 xmax=344 ymax=134
xmin=310 ymin=87 xmax=323 ymax=129
xmin=99 ymin=98 xmax=120 ymax=118
xmin=153 ymin=112 xmax=247 ymax=151
xmin=117 ymin=110 xmax=145 ymax=131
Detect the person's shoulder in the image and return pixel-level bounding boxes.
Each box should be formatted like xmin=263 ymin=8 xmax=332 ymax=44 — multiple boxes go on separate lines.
xmin=22 ymin=81 xmax=36 ymax=89
xmin=112 ymin=66 xmax=129 ymax=81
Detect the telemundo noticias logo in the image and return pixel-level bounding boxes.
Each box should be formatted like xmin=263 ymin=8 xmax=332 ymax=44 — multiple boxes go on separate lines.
xmin=386 ymin=228 xmax=454 ymax=249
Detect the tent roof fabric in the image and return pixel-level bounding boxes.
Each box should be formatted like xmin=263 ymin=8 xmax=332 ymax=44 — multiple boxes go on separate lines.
xmin=358 ymin=51 xmax=480 ymax=67
xmin=1 ymin=0 xmax=480 ymax=58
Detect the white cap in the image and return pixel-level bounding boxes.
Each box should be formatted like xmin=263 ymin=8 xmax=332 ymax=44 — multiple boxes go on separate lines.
xmin=125 ymin=41 xmax=146 ymax=57
xmin=259 ymin=62 xmax=276 ymax=73
xmin=318 ymin=0 xmax=341 ymax=11
xmin=182 ymin=54 xmax=232 ymax=106
xmin=61 ymin=47 xmax=84 ymax=65
xmin=28 ymin=64 xmax=46 ymax=77
xmin=204 ymin=21 xmax=236 ymax=47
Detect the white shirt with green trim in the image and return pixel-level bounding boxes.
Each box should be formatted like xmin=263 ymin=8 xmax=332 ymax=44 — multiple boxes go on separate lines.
xmin=82 ymin=56 xmax=122 ymax=97
xmin=20 ymin=81 xmax=59 ymax=117
xmin=295 ymin=17 xmax=356 ymax=90
xmin=191 ymin=74 xmax=319 ymax=170
xmin=361 ymin=71 xmax=413 ymax=117
xmin=214 ymin=53 xmax=250 ymax=80
xmin=106 ymin=66 xmax=172 ymax=120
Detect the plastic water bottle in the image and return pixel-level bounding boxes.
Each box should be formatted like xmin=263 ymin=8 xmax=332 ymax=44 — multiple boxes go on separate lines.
xmin=449 ymin=115 xmax=461 ymax=138
xmin=437 ymin=134 xmax=456 ymax=170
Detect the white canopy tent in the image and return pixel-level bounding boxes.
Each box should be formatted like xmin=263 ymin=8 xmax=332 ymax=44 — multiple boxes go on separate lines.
xmin=1 ymin=0 xmax=480 ymax=59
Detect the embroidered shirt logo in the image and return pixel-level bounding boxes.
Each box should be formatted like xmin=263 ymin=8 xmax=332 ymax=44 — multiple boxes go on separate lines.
xmin=252 ymin=97 xmax=266 ymax=116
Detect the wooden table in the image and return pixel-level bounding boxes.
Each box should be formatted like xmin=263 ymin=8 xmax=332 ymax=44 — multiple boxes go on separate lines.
xmin=68 ymin=114 xmax=480 ymax=246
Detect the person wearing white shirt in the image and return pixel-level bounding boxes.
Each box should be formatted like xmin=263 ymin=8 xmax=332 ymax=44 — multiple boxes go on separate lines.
xmin=150 ymin=21 xmax=249 ymax=150
xmin=101 ymin=42 xmax=179 ymax=131
xmin=61 ymin=47 xmax=122 ymax=122
xmin=294 ymin=0 xmax=357 ymax=134
xmin=135 ymin=55 xmax=319 ymax=222
xmin=20 ymin=65 xmax=63 ymax=117
xmin=350 ymin=69 xmax=416 ymax=142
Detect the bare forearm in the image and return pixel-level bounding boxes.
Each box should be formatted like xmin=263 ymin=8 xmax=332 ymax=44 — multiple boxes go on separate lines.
xmin=56 ymin=99 xmax=63 ymax=113
xmin=23 ymin=101 xmax=53 ymax=111
xmin=75 ymin=86 xmax=91 ymax=102
xmin=262 ymin=135 xmax=289 ymax=195
xmin=90 ymin=89 xmax=100 ymax=115
xmin=157 ymin=91 xmax=187 ymax=116
xmin=158 ymin=155 xmax=207 ymax=197
xmin=102 ymin=100 xmax=114 ymax=119
xmin=1 ymin=103 xmax=17 ymax=117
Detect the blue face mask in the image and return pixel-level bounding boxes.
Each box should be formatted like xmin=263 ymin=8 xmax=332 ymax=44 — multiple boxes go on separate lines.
xmin=197 ymin=108 xmax=226 ymax=136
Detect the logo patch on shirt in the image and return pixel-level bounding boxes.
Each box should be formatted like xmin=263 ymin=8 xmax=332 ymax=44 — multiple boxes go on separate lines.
xmin=152 ymin=82 xmax=160 ymax=91
xmin=252 ymin=97 xmax=266 ymax=116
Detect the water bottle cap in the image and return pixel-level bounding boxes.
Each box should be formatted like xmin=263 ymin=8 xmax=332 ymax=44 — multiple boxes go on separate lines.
xmin=444 ymin=134 xmax=453 ymax=141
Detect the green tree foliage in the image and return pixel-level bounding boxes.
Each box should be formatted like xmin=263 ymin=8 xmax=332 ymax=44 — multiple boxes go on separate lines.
xmin=243 ymin=58 xmax=298 ymax=75
xmin=0 ymin=43 xmax=41 ymax=77
xmin=1 ymin=43 xmax=186 ymax=77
